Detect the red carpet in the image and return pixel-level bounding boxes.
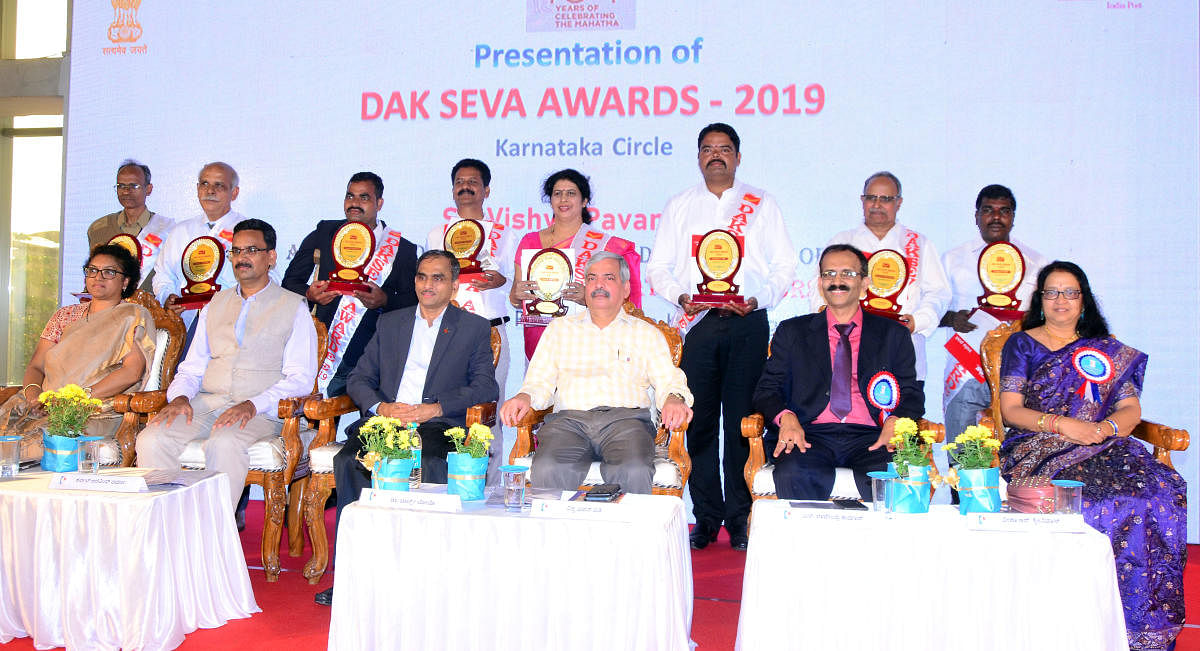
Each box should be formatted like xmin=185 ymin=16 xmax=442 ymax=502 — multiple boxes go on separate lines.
xmin=6 ymin=511 xmax=1199 ymax=650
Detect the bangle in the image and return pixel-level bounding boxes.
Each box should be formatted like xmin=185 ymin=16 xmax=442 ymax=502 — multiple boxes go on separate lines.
xmin=1037 ymin=413 xmax=1048 ymax=432
xmin=1104 ymin=418 xmax=1119 ymax=437
xmin=1049 ymin=415 xmax=1059 ymax=434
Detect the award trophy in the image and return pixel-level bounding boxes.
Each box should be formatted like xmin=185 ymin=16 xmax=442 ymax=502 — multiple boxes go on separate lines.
xmin=690 ymin=229 xmax=744 ymax=306
xmin=521 ymin=248 xmax=572 ymax=325
xmin=327 ymin=221 xmax=376 ymax=294
xmin=176 ymin=235 xmax=225 ymax=310
xmin=976 ymin=241 xmax=1026 ymax=320
xmin=861 ymin=249 xmax=908 ymax=320
xmin=443 ymin=219 xmax=485 ymax=279
xmin=107 ymin=233 xmax=143 ymax=265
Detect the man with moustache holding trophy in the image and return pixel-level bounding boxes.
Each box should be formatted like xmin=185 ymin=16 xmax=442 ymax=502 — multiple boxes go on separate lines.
xmin=425 ymin=159 xmax=514 ymax=483
xmin=646 ymin=123 xmax=798 ymax=551
xmin=283 ymin=172 xmax=418 ymax=397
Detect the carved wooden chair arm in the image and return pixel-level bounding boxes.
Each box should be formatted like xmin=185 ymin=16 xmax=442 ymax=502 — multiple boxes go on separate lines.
xmin=741 ymin=413 xmax=768 ymax=497
xmin=467 ymin=402 xmax=497 ymax=427
xmin=507 ymin=407 xmax=554 ymax=463
xmin=303 ymin=394 xmax=358 ymax=421
xmin=113 ymin=390 xmax=168 ymax=415
xmin=0 ymin=386 xmax=21 ymax=404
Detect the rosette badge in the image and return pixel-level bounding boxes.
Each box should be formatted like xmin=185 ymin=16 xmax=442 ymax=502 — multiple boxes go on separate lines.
xmin=861 ymin=249 xmax=908 ymax=319
xmin=328 ymin=221 xmax=376 ymax=294
xmin=177 ymin=235 xmax=225 ymax=310
xmin=691 ymin=229 xmax=744 ymax=306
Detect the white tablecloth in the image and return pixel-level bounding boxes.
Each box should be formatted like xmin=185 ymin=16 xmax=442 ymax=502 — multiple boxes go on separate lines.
xmin=329 ymin=490 xmax=692 ymax=651
xmin=736 ymin=502 xmax=1128 ymax=651
xmin=0 ymin=469 xmax=259 ymax=650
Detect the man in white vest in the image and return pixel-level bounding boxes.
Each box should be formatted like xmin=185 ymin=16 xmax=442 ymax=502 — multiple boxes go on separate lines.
xmin=137 ymin=219 xmax=318 ymax=509
xmin=87 ymin=159 xmax=174 ymax=291
xmin=646 ymin=123 xmax=797 ymax=551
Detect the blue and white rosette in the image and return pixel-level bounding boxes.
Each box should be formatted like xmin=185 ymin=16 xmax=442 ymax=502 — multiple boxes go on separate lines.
xmin=866 ymin=371 xmax=900 ymax=425
xmin=1071 ymin=347 xmax=1113 ymax=403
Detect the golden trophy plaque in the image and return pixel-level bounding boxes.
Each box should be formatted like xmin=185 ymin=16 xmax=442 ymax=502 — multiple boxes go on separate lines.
xmin=443 ymin=218 xmax=486 ymax=279
xmin=107 ymin=233 xmax=142 ymax=265
xmin=690 ymin=229 xmax=744 ymax=306
xmin=177 ymin=235 xmax=225 ymax=310
xmin=522 ymin=248 xmax=572 ymax=324
xmin=327 ymin=221 xmax=376 ymax=295
xmin=976 ymin=241 xmax=1026 ymax=320
xmin=861 ymin=248 xmax=908 ymax=320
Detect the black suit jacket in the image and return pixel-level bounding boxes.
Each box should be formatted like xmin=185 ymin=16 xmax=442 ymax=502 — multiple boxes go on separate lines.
xmin=753 ymin=310 xmax=924 ymax=429
xmin=346 ymin=305 xmax=499 ymax=426
xmin=282 ymin=219 xmax=418 ymax=376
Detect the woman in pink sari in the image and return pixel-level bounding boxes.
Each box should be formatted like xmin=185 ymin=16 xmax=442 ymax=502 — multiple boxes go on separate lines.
xmin=509 ymin=168 xmax=641 ymax=359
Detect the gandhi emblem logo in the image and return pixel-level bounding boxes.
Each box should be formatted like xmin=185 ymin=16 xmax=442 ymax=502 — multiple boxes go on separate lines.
xmin=108 ymin=0 xmax=143 ymax=44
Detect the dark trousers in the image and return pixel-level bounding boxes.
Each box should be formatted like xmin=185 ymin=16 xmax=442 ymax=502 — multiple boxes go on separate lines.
xmin=680 ymin=309 xmax=768 ymax=530
xmin=332 ymin=418 xmax=455 ymax=527
xmin=769 ymin=423 xmax=891 ymax=500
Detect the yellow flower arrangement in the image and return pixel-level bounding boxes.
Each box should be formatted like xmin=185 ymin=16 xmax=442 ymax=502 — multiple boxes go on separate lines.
xmin=942 ymin=424 xmax=1001 ymax=470
xmin=444 ymin=422 xmax=494 ymax=459
xmin=356 ymin=416 xmax=417 ymax=470
xmin=890 ymin=416 xmax=937 ymax=477
xmin=38 ymin=384 xmax=103 ymax=438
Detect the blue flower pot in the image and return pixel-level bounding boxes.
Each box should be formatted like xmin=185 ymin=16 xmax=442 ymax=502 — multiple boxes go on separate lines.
xmin=42 ymin=431 xmax=80 ymax=473
xmin=371 ymin=457 xmax=415 ymax=491
xmin=957 ymin=466 xmax=1002 ymax=515
xmin=447 ymin=452 xmax=488 ymax=501
xmin=888 ymin=463 xmax=931 ymax=514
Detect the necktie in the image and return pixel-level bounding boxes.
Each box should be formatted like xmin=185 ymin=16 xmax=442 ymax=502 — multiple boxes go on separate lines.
xmin=830 ymin=322 xmax=855 ymax=420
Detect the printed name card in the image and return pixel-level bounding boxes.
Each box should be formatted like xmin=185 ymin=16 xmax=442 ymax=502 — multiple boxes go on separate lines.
xmin=966 ymin=511 xmax=1087 ymax=533
xmin=529 ymin=498 xmax=637 ymax=522
xmin=780 ymin=506 xmax=876 ymax=523
xmin=48 ymin=473 xmax=148 ymax=493
xmin=360 ymin=488 xmax=463 ymax=512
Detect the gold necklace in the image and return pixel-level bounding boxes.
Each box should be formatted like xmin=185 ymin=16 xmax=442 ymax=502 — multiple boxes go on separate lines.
xmin=1042 ymin=327 xmax=1078 ymax=348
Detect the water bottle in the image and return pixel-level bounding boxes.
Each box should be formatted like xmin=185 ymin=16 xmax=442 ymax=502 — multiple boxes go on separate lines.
xmin=408 ymin=423 xmax=422 ymax=489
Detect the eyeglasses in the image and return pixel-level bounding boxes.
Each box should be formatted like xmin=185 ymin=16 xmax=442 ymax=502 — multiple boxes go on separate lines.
xmin=228 ymin=246 xmax=272 ymax=257
xmin=819 ymin=270 xmax=863 ymax=279
xmin=861 ymin=194 xmax=899 ymax=204
xmin=83 ymin=266 xmax=125 ymax=279
xmin=699 ymin=145 xmax=735 ymax=155
xmin=114 ymin=183 xmax=143 ymax=192
xmin=1041 ymin=289 xmax=1082 ymax=300
xmin=197 ymin=180 xmax=231 ymax=193
xmin=977 ymin=206 xmax=1014 ymax=218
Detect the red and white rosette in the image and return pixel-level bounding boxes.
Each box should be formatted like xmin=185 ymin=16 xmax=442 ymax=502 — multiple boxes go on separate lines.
xmin=1071 ymin=347 xmax=1114 ymax=403
xmin=866 ymin=371 xmax=900 ymax=426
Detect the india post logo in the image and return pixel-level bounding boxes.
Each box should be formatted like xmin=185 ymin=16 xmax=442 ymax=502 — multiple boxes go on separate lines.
xmin=527 ymin=0 xmax=635 ymax=32
xmin=108 ymin=0 xmax=143 ymax=44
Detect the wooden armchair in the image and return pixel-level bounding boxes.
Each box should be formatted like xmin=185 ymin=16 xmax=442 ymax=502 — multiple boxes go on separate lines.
xmin=505 ymin=302 xmax=693 ymax=498
xmin=122 ymin=314 xmax=328 ymax=582
xmin=978 ymin=320 xmax=1189 ymax=468
xmin=298 ymin=325 xmax=502 ymax=585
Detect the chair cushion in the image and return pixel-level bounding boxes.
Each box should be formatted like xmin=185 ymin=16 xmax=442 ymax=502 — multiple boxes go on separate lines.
xmin=751 ymin=464 xmax=862 ymax=500
xmin=180 ymin=427 xmax=316 ymax=472
xmin=96 ymin=438 xmax=122 ymax=466
xmin=144 ymin=329 xmax=170 ymax=392
xmin=513 ymin=453 xmax=683 ymax=490
xmin=310 ymin=442 xmax=342 ymax=474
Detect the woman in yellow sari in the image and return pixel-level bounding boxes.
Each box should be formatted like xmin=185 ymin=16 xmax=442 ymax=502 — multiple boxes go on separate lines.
xmin=1 ymin=244 xmax=157 ymax=459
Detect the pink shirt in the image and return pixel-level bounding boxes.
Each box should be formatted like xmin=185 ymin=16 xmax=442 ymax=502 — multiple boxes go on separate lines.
xmin=775 ymin=308 xmax=874 ymax=428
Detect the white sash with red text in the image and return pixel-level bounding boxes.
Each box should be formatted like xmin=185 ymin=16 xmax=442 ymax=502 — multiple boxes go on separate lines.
xmin=136 ymin=213 xmax=174 ymax=279
xmin=317 ymin=229 xmax=404 ymax=394
xmin=672 ymin=185 xmax=764 ymax=335
xmin=942 ymin=307 xmax=1002 ymax=410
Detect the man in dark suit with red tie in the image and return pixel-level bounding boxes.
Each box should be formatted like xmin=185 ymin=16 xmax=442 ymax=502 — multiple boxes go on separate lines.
xmin=752 ymin=244 xmax=924 ymax=500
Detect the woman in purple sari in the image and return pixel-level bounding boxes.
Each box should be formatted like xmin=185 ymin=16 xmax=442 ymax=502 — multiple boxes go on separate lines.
xmin=999 ymin=261 xmax=1185 ymax=651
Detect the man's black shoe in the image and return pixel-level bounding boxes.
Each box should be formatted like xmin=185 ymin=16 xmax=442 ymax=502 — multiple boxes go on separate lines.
xmin=235 ymin=508 xmax=246 ymax=532
xmin=689 ymin=522 xmax=720 ymax=550
xmin=727 ymin=524 xmax=749 ymax=551
xmin=314 ymin=587 xmax=333 ymax=606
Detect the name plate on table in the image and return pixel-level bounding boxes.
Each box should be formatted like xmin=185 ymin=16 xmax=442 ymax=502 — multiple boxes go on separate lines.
xmin=861 ymin=248 xmax=908 ymax=320
xmin=690 ymin=229 xmax=745 ymax=306
xmin=530 ymin=498 xmax=637 ymax=522
xmin=328 ymin=221 xmax=376 ymax=294
xmin=976 ymin=241 xmax=1027 ymax=320
xmin=48 ymin=473 xmax=148 ymax=493
xmin=781 ymin=502 xmax=877 ymax=522
xmin=360 ymin=488 xmax=463 ymax=512
xmin=177 ymin=235 xmax=225 ymax=310
xmin=967 ymin=512 xmax=1087 ymax=533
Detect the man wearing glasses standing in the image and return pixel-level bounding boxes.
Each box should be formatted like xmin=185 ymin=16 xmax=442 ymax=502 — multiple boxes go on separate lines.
xmin=86 ymin=159 xmax=175 ymax=290
xmin=823 ymin=171 xmax=951 ymax=393
xmin=646 ymin=123 xmax=797 ymax=551
xmin=754 ymin=245 xmax=922 ymax=500
xmin=938 ymin=185 xmax=1048 ymax=498
xmin=137 ymin=219 xmax=317 ymax=510
xmin=152 ymin=162 xmax=252 ymax=320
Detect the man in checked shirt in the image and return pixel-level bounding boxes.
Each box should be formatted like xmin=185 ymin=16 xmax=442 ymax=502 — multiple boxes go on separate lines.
xmin=499 ymin=252 xmax=693 ymax=494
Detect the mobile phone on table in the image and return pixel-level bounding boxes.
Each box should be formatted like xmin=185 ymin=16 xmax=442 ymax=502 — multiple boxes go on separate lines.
xmin=584 ymin=483 xmax=623 ymax=501
xmin=832 ymin=498 xmax=868 ymax=510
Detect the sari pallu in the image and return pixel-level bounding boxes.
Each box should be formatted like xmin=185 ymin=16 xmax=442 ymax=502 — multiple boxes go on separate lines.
xmin=999 ymin=332 xmax=1186 ymax=650
xmin=0 ymin=302 xmax=157 ymax=461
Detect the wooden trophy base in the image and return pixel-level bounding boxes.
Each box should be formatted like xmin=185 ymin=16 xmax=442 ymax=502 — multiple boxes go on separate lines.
xmin=328 ymin=280 xmax=369 ymax=296
xmin=176 ymin=290 xmax=217 ymax=311
xmin=690 ymin=293 xmax=745 ymax=308
xmin=978 ymin=306 xmax=1025 ymax=322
